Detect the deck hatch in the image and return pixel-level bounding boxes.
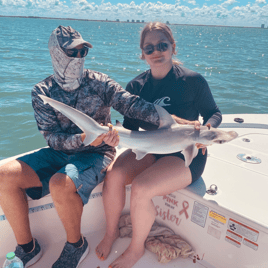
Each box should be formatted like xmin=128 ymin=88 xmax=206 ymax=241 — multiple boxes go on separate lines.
xmin=237 ymin=154 xmax=261 ymax=164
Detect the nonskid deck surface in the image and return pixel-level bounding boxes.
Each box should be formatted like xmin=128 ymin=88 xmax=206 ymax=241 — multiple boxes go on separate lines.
xmin=13 ymin=229 xmax=207 ymax=268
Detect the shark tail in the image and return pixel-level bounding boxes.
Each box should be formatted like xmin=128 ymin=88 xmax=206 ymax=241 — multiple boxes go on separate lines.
xmin=39 ymin=95 xmax=105 ymax=146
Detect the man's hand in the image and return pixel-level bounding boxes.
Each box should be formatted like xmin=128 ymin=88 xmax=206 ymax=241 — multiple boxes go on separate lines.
xmin=103 ymin=123 xmax=120 ymax=147
xmin=89 ymin=133 xmax=106 ymax=147
xmin=81 ymin=123 xmax=119 ymax=147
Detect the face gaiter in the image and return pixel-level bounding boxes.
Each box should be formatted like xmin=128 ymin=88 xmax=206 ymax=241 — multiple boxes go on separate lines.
xmin=48 ymin=29 xmax=85 ymax=92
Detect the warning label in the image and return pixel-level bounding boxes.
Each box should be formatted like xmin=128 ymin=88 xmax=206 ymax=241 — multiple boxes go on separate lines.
xmin=208 ymin=225 xmax=221 ymax=240
xmin=226 ymin=230 xmax=242 ymax=242
xmin=243 ymin=238 xmax=258 ymax=251
xmin=228 ymin=219 xmax=259 ymax=242
xmin=209 ymin=211 xmax=226 ymax=224
xmin=225 ymin=236 xmax=241 ymax=248
xmin=191 ymin=202 xmax=209 ymax=228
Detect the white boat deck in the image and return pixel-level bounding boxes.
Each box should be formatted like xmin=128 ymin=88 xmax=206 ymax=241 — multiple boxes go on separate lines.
xmin=29 ymin=229 xmax=209 ymax=268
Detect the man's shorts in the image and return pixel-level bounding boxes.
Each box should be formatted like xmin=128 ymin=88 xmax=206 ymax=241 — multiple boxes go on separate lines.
xmin=153 ymin=149 xmax=207 ymax=184
xmin=18 ymin=147 xmax=113 ymax=205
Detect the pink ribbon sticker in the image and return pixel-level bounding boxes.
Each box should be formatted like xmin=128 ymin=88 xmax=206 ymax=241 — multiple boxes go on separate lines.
xmin=179 ymin=201 xmax=189 ymax=219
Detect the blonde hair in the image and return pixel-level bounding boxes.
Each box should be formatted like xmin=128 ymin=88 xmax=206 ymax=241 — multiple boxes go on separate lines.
xmin=140 ymin=22 xmax=182 ymax=66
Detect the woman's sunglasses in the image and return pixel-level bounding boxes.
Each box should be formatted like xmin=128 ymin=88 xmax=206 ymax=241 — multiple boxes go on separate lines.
xmin=62 ymin=46 xmax=89 ymax=58
xmin=143 ymin=42 xmax=169 ymax=55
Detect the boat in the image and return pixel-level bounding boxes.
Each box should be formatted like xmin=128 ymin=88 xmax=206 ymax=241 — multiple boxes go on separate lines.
xmin=1 ymin=113 xmax=268 ymax=268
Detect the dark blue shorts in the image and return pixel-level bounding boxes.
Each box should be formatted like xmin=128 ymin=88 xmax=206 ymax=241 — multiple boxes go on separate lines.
xmin=17 ymin=147 xmax=113 ymax=205
xmin=153 ymin=149 xmax=207 ymax=184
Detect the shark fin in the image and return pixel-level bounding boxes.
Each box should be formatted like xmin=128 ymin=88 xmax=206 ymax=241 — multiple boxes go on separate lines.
xmin=154 ymin=104 xmax=177 ymax=129
xmin=181 ymin=144 xmax=199 ymax=167
xmin=133 ymin=150 xmax=148 ymax=160
xmin=83 ymin=133 xmax=99 ymax=146
xmin=116 ymin=120 xmax=123 ymax=127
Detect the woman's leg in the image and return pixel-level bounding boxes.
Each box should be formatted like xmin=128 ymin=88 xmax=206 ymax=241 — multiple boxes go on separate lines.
xmin=95 ymin=149 xmax=156 ymax=260
xmin=109 ymin=156 xmax=192 ymax=268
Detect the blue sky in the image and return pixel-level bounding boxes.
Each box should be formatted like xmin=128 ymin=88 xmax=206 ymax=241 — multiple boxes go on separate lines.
xmin=0 ymin=0 xmax=267 ymax=27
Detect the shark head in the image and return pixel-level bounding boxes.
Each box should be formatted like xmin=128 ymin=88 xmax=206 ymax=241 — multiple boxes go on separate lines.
xmin=199 ymin=128 xmax=238 ymax=146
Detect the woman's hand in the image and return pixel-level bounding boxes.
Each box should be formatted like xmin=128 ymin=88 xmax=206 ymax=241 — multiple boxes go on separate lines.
xmin=82 ymin=123 xmax=119 ymax=147
xmin=172 ymin=115 xmax=211 ymax=155
xmin=171 ymin=115 xmax=201 ymax=129
xmin=196 ymin=123 xmax=211 ymax=155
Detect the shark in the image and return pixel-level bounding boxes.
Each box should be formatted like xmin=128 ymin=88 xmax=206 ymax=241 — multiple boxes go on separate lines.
xmin=39 ymin=95 xmax=238 ymax=167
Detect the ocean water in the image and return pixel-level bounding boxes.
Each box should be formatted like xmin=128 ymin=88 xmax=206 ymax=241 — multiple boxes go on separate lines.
xmin=0 ymin=17 xmax=268 ymax=160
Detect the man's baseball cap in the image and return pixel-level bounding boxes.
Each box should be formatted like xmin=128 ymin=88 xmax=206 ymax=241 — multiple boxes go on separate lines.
xmin=56 ymin=25 xmax=93 ymax=49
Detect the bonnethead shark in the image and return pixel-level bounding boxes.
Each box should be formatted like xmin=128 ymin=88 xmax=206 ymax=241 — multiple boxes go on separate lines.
xmin=39 ymin=95 xmax=238 ymax=167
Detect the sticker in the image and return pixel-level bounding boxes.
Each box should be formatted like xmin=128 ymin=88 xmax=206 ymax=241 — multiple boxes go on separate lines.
xmin=228 ymin=219 xmax=259 ymax=242
xmin=155 ymin=205 xmax=182 ymax=226
xmin=179 ymin=201 xmax=189 ymax=219
xmin=225 ymin=236 xmax=241 ymax=248
xmin=208 ymin=225 xmax=221 ymax=240
xmin=191 ymin=201 xmax=209 ymax=228
xmin=163 ymin=195 xmax=177 ymax=210
xmin=226 ymin=230 xmax=242 ymax=242
xmin=163 ymin=195 xmax=178 ymax=207
xmin=209 ymin=211 xmax=226 ymax=224
xmin=243 ymin=238 xmax=258 ymax=251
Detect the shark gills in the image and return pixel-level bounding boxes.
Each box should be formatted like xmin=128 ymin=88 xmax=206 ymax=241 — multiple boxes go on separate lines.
xmin=39 ymin=95 xmax=238 ymax=167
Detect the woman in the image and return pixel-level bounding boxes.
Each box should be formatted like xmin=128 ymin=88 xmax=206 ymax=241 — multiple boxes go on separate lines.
xmin=95 ymin=22 xmax=222 ymax=268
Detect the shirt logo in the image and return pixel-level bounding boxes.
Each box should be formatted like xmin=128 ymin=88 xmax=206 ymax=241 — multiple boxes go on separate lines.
xmin=154 ymin=97 xmax=171 ymax=107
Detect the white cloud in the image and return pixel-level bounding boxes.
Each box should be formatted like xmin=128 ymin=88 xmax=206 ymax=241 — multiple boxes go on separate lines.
xmin=0 ymin=0 xmax=267 ymax=27
xmin=187 ymin=0 xmax=197 ymax=5
xmin=221 ymin=0 xmax=237 ymax=7
xmin=256 ymin=0 xmax=266 ymax=3
xmin=183 ymin=0 xmax=196 ymax=4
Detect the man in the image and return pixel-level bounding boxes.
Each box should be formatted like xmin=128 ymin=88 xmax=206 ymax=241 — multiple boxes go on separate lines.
xmin=0 ymin=25 xmax=160 ymax=268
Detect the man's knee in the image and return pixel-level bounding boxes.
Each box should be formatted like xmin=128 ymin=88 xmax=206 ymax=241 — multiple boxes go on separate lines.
xmin=0 ymin=160 xmax=33 ymax=189
xmin=49 ymin=173 xmax=77 ymax=197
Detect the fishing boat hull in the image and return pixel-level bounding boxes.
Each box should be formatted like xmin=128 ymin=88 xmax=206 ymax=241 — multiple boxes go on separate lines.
xmin=1 ymin=114 xmax=268 ymax=268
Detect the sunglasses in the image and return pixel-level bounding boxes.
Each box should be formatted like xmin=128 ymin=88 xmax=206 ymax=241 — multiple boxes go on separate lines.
xmin=62 ymin=46 xmax=89 ymax=58
xmin=143 ymin=42 xmax=169 ymax=55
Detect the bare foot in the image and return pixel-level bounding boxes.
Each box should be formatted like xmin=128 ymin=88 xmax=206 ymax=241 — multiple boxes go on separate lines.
xmin=108 ymin=245 xmax=145 ymax=268
xmin=95 ymin=229 xmax=119 ymax=261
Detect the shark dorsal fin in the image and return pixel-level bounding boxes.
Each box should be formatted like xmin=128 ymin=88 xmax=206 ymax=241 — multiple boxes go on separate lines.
xmin=154 ymin=104 xmax=177 ymax=129
xmin=116 ymin=120 xmax=123 ymax=127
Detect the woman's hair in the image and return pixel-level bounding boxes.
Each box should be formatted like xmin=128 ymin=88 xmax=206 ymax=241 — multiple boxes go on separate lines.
xmin=140 ymin=22 xmax=182 ymax=66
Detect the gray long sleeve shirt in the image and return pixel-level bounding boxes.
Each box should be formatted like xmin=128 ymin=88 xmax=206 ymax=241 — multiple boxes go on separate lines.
xmin=32 ymin=69 xmax=159 ymax=158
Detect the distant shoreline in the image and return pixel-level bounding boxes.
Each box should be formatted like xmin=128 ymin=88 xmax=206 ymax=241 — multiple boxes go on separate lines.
xmin=0 ymin=15 xmax=266 ymax=29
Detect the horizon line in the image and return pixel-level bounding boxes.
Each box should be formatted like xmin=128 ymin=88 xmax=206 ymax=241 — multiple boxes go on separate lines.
xmin=0 ymin=15 xmax=267 ymax=29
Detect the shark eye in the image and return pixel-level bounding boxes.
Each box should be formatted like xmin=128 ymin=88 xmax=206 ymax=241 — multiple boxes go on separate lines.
xmin=217 ymin=140 xmax=224 ymax=144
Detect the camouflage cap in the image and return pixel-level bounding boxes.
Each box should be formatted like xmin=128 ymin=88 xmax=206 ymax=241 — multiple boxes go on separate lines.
xmin=55 ymin=25 xmax=93 ymax=49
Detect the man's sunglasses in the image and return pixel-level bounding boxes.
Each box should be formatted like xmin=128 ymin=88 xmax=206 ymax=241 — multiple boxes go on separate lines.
xmin=62 ymin=46 xmax=89 ymax=58
xmin=143 ymin=42 xmax=169 ymax=55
